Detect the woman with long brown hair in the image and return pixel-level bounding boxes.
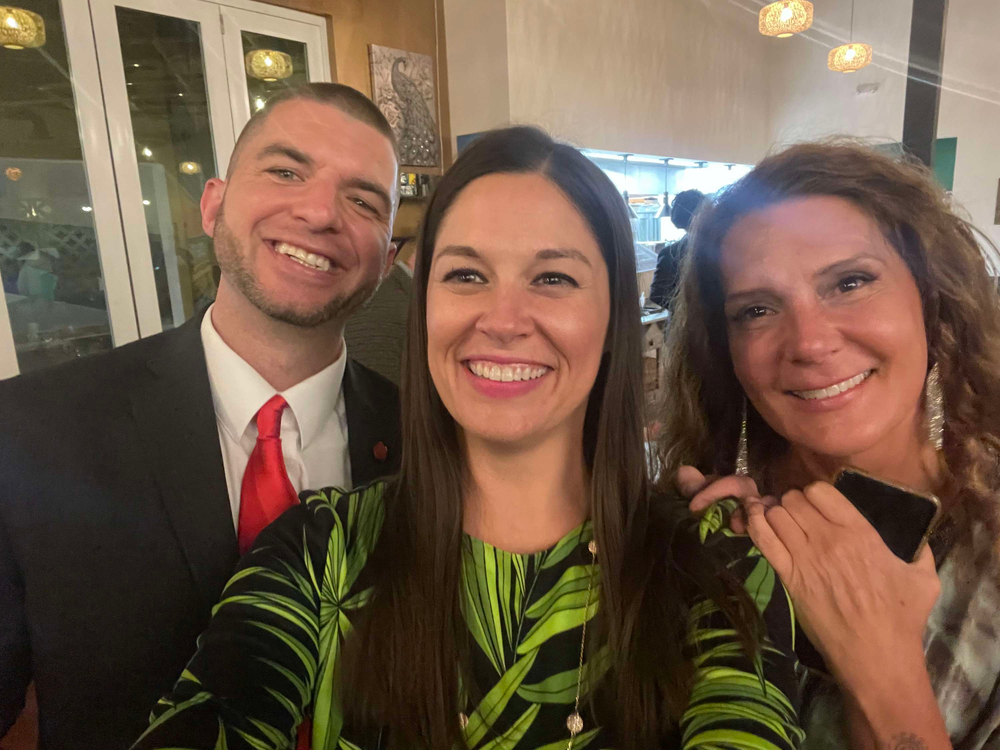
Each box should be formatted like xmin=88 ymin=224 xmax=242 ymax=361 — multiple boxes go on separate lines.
xmin=662 ymin=141 xmax=1000 ymax=749
xmin=130 ymin=126 xmax=804 ymax=750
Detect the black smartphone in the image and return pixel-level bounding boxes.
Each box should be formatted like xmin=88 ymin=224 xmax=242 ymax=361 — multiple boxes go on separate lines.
xmin=833 ymin=467 xmax=941 ymax=562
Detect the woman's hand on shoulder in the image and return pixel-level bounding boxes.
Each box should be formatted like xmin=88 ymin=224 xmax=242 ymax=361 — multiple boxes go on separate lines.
xmin=744 ymin=481 xmax=941 ymax=689
xmin=677 ymin=465 xmax=778 ymax=534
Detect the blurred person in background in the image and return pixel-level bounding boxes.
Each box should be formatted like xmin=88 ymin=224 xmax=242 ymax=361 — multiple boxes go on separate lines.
xmin=662 ymin=141 xmax=1000 ymax=750
xmin=344 ymin=236 xmax=416 ymax=384
xmin=648 ymin=189 xmax=706 ymax=310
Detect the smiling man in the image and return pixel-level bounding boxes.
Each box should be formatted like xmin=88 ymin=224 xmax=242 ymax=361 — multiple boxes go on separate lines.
xmin=0 ymin=84 xmax=402 ymax=750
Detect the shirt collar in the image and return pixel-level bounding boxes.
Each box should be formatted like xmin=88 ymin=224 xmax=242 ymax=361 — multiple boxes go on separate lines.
xmin=281 ymin=342 xmax=347 ymax=449
xmin=200 ymin=305 xmax=347 ymax=449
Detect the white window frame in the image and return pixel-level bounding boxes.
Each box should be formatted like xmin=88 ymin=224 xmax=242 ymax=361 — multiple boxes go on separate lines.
xmin=90 ymin=0 xmax=237 ymax=337
xmin=0 ymin=0 xmax=141 ymax=379
xmin=220 ymin=5 xmax=331 ymax=139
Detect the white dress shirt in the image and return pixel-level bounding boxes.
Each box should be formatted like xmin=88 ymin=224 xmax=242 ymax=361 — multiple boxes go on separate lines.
xmin=200 ymin=306 xmax=352 ymax=528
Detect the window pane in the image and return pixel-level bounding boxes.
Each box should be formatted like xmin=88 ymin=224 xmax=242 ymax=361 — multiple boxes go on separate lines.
xmin=117 ymin=7 xmax=220 ymax=330
xmin=241 ymin=30 xmax=309 ymax=114
xmin=0 ymin=0 xmax=113 ymax=374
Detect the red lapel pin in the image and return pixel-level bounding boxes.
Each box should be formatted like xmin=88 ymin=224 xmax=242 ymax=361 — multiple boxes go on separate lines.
xmin=373 ymin=441 xmax=388 ymax=462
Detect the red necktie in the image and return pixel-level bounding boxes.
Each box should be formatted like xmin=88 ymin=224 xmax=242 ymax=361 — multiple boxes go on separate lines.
xmin=237 ymin=396 xmax=313 ymax=748
xmin=237 ymin=395 xmax=299 ymax=555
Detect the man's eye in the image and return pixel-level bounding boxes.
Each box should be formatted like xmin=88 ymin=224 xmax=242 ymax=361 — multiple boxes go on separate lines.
xmin=353 ymin=198 xmax=377 ymax=213
xmin=269 ymin=168 xmax=298 ymax=180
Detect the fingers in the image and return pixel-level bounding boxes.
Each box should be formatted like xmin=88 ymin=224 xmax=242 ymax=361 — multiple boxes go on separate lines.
xmin=730 ymin=495 xmax=777 ymax=534
xmin=745 ymin=501 xmax=793 ymax=580
xmin=688 ymin=474 xmax=761 ymax=514
xmin=912 ymin=543 xmax=936 ymax=572
xmin=676 ymin=465 xmax=708 ymax=499
xmin=761 ymin=492 xmax=810 ymax=554
xmin=780 ymin=487 xmax=828 ymax=534
xmin=802 ymin=481 xmax=865 ymax=527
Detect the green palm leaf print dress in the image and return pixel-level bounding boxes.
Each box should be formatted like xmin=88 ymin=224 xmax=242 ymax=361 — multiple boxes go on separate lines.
xmin=132 ymin=486 xmax=804 ymax=750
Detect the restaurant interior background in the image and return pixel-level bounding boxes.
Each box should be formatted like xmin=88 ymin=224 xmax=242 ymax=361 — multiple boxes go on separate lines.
xmin=0 ymin=0 xmax=998 ymax=383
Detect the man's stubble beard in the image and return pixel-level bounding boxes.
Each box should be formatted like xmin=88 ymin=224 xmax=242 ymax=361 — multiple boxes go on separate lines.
xmin=211 ymin=203 xmax=386 ymax=328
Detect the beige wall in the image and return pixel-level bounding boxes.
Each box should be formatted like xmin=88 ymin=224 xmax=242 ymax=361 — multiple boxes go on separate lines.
xmin=937 ymin=0 xmax=1000 ymax=249
xmin=443 ymin=0 xmax=511 ymax=154
xmin=766 ymin=0 xmax=913 ymax=147
xmin=502 ymin=0 xmax=772 ymax=165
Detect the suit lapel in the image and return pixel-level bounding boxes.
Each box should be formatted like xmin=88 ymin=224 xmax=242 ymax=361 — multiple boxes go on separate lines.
xmin=343 ymin=359 xmax=401 ymax=486
xmin=128 ymin=313 xmax=238 ymax=609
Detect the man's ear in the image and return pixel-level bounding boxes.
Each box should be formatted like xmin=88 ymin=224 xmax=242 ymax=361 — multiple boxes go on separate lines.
xmin=201 ymin=178 xmax=226 ymax=237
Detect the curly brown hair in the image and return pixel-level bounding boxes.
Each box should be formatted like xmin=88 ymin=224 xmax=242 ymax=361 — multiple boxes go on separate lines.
xmin=657 ymin=140 xmax=1000 ymax=540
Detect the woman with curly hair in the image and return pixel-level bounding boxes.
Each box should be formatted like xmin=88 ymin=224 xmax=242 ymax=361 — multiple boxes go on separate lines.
xmin=660 ymin=141 xmax=1000 ymax=749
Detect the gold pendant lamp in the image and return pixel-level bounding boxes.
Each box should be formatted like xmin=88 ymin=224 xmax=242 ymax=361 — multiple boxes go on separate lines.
xmin=245 ymin=50 xmax=293 ymax=82
xmin=829 ymin=0 xmax=874 ymax=72
xmin=0 ymin=6 xmax=45 ymax=49
xmin=759 ymin=0 xmax=814 ymax=38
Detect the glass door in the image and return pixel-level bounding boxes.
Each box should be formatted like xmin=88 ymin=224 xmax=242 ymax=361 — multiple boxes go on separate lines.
xmin=0 ymin=0 xmax=138 ymax=378
xmin=91 ymin=0 xmax=236 ymax=336
xmin=220 ymin=5 xmax=331 ymax=136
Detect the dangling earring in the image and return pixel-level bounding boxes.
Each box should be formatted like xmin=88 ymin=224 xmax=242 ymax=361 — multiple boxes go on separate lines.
xmin=735 ymin=398 xmax=749 ymax=476
xmin=926 ymin=363 xmax=944 ymax=451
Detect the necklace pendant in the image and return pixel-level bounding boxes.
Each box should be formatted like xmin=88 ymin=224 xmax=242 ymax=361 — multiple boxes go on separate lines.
xmin=566 ymin=711 xmax=584 ymax=736
xmin=458 ymin=712 xmax=469 ymax=730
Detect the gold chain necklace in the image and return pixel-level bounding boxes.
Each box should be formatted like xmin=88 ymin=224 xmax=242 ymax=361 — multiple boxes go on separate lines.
xmin=459 ymin=537 xmax=599 ymax=750
xmin=566 ymin=538 xmax=598 ymax=750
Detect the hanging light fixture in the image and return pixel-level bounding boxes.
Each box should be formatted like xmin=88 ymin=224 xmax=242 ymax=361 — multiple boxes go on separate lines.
xmin=245 ymin=50 xmax=293 ymax=82
xmin=178 ymin=161 xmax=202 ymax=175
xmin=829 ymin=43 xmax=873 ymax=72
xmin=829 ymin=0 xmax=873 ymax=73
xmin=0 ymin=6 xmax=45 ymax=49
xmin=759 ymin=0 xmax=814 ymax=38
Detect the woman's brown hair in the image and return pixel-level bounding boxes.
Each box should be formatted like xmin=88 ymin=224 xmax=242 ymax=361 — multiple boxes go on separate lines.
xmin=658 ymin=139 xmax=1000 ymax=541
xmin=342 ymin=126 xmax=761 ymax=749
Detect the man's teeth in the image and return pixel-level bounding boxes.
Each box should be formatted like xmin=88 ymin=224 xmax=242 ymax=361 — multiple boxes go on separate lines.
xmin=275 ymin=242 xmax=331 ymax=272
xmin=793 ymin=370 xmax=872 ymax=400
xmin=468 ymin=361 xmax=549 ymax=382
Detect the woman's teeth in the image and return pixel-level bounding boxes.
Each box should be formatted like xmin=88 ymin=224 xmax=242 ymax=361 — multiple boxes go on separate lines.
xmin=468 ymin=361 xmax=549 ymax=382
xmin=792 ymin=370 xmax=873 ymax=400
xmin=275 ymin=242 xmax=331 ymax=272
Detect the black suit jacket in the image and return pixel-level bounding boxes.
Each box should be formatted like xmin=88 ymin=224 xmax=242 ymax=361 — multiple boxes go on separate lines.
xmin=0 ymin=313 xmax=400 ymax=750
xmin=648 ymin=235 xmax=689 ymax=310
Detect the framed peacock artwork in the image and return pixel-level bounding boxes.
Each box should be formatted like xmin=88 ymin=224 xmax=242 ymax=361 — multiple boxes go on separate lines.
xmin=368 ymin=44 xmax=441 ymax=168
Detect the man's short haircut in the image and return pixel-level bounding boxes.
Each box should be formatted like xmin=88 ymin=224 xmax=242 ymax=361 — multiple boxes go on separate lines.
xmin=225 ymin=82 xmax=399 ymax=180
